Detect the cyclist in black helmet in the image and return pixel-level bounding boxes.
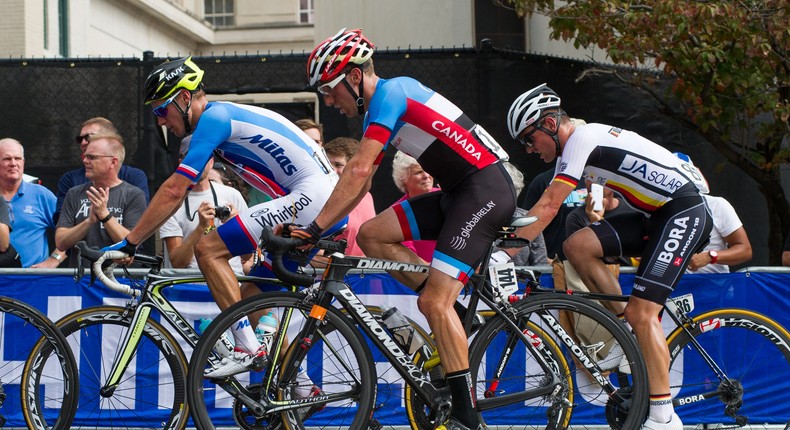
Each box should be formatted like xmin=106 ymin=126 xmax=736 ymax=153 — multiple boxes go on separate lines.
xmin=105 ymin=57 xmax=345 ymax=381
xmin=507 ymin=83 xmax=713 ymax=430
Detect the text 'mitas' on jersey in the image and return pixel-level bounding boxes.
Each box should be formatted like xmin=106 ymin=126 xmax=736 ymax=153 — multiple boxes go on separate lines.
xmin=176 ymin=102 xmax=335 ymax=199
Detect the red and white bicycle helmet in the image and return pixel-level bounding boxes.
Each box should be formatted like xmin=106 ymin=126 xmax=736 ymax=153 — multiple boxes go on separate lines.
xmin=307 ymin=28 xmax=375 ymax=86
xmin=506 ymin=83 xmax=561 ymax=140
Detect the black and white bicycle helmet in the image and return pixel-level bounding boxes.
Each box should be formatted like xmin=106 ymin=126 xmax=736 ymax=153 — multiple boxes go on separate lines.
xmin=307 ymin=28 xmax=375 ymax=87
xmin=506 ymin=83 xmax=561 ymax=140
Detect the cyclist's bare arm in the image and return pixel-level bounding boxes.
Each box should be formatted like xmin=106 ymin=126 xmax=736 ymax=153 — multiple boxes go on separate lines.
xmin=516 ymin=180 xmax=574 ymax=241
xmin=313 ymin=136 xmax=383 ymax=231
xmin=127 ymin=173 xmax=193 ymax=245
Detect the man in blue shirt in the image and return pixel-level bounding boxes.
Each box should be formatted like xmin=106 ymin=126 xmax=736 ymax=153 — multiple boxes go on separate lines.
xmin=55 ymin=117 xmax=149 ymax=223
xmin=0 ymin=138 xmax=65 ymax=268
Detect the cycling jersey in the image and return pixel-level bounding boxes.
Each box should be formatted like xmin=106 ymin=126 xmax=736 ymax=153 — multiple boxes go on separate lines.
xmin=559 ymin=123 xmax=713 ymax=304
xmin=363 ymin=77 xmax=508 ymax=191
xmin=177 ymin=101 xmax=343 ymax=256
xmin=554 ymin=123 xmax=706 ymax=212
xmin=361 ymin=77 xmax=513 ymax=282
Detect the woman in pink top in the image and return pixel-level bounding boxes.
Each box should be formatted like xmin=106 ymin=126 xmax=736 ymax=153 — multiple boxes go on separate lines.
xmin=391 ymin=152 xmax=440 ymax=262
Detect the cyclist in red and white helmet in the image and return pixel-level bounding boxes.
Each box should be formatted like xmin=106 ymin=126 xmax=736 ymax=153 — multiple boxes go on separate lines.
xmin=508 ymin=83 xmax=714 ymax=430
xmin=306 ymin=28 xmax=374 ymax=116
xmin=292 ymin=28 xmax=515 ymax=430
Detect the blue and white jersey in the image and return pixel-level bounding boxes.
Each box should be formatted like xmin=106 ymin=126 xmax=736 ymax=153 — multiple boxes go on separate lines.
xmin=178 ymin=102 xmax=335 ymax=199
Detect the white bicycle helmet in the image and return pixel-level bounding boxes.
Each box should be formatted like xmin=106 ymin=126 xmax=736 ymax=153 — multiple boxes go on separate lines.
xmin=307 ymin=28 xmax=375 ymax=87
xmin=507 ymin=83 xmax=561 ymax=140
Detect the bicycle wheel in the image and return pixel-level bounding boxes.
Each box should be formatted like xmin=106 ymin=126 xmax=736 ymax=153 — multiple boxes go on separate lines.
xmin=0 ymin=296 xmax=78 ymax=430
xmin=51 ymin=305 xmax=189 ymax=430
xmin=339 ymin=305 xmax=436 ymax=430
xmin=469 ymin=294 xmax=649 ymax=430
xmin=666 ymin=308 xmax=790 ymax=429
xmin=188 ymin=291 xmax=376 ymax=430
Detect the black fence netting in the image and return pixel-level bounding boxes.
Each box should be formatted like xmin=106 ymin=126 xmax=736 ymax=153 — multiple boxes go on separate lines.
xmin=0 ymin=45 xmax=765 ymax=262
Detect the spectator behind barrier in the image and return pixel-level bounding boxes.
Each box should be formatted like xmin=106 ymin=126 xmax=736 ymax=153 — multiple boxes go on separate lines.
xmin=321 ymin=137 xmax=376 ymax=257
xmin=0 ymin=138 xmax=65 ymax=267
xmin=55 ymin=134 xmax=147 ymax=268
xmin=687 ymin=194 xmax=752 ymax=273
xmin=294 ymin=118 xmax=324 ymax=147
xmin=0 ymin=199 xmax=21 ymax=267
xmin=160 ymin=149 xmax=248 ymax=272
xmin=390 ymin=151 xmax=440 ymax=262
xmin=490 ymin=161 xmax=549 ymax=267
xmin=783 ymin=232 xmax=790 ymax=266
xmin=56 ymin=117 xmax=149 ymax=223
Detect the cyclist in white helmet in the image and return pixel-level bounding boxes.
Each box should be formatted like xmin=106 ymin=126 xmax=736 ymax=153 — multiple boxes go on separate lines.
xmin=290 ymin=28 xmax=516 ymax=430
xmin=508 ymin=83 xmax=713 ymax=430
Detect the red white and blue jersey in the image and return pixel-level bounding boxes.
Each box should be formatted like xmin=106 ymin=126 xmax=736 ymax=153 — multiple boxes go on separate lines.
xmin=363 ymin=77 xmax=507 ymax=190
xmin=553 ymin=123 xmax=705 ymax=213
xmin=178 ymin=101 xmax=334 ymax=199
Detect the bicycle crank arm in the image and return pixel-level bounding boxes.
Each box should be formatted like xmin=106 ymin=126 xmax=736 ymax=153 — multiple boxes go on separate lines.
xmin=217 ymin=380 xmax=265 ymax=416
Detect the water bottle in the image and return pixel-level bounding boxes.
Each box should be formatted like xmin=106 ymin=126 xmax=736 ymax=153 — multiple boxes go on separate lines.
xmin=255 ymin=312 xmax=278 ymax=352
xmin=197 ymin=317 xmax=234 ymax=357
xmin=381 ymin=306 xmax=424 ymax=355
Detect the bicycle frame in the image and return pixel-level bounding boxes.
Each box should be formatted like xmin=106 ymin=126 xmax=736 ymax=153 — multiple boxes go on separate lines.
xmin=277 ymin=252 xmax=590 ymax=419
xmin=97 ymin=271 xmax=278 ymax=395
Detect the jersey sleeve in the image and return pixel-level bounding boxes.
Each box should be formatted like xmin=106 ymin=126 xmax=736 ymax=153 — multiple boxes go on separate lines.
xmin=363 ymin=80 xmax=408 ymax=148
xmin=553 ymin=127 xmax=598 ymax=188
xmin=178 ymin=103 xmax=234 ymax=183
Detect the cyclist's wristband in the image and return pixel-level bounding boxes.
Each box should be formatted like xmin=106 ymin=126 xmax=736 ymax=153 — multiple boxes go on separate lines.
xmin=100 ymin=213 xmax=112 ymax=223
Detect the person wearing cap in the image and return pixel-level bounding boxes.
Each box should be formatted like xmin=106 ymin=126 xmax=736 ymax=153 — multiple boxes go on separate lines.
xmin=297 ymin=28 xmax=515 ymax=430
xmin=507 ymin=83 xmax=713 ymax=430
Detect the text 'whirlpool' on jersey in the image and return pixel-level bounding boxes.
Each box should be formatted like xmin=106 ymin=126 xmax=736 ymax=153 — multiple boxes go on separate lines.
xmin=251 ymin=193 xmax=313 ymax=228
xmin=241 ymin=134 xmax=297 ymax=176
xmin=618 ymin=154 xmax=685 ymax=193
xmin=432 ymin=120 xmax=482 ymax=160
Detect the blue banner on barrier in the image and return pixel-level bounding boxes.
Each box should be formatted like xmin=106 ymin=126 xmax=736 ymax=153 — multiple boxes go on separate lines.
xmin=0 ymin=271 xmax=787 ymax=427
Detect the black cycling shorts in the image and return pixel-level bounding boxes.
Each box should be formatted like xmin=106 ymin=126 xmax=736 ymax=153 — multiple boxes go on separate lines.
xmin=392 ymin=162 xmax=516 ymax=284
xmin=589 ymin=194 xmax=712 ymax=304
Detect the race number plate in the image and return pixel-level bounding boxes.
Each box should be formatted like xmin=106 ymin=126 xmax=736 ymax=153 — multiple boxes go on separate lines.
xmin=666 ymin=293 xmax=695 ymax=316
xmin=488 ymin=262 xmax=519 ymax=300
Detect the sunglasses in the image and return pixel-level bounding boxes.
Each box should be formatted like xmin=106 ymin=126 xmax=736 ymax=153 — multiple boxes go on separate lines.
xmin=519 ymin=121 xmax=546 ymax=148
xmin=152 ymin=92 xmax=180 ymax=118
xmin=75 ymin=133 xmax=92 ymax=145
xmin=317 ymin=73 xmax=347 ymax=96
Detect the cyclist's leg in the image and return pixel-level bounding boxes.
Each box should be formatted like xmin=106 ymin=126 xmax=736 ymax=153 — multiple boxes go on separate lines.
xmin=357 ymin=191 xmax=444 ymax=289
xmin=425 ymin=164 xmax=516 ymax=429
xmin=627 ymin=195 xmax=713 ymax=427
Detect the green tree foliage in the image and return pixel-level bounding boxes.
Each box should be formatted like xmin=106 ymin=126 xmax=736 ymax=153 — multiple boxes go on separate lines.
xmin=505 ymin=0 xmax=789 ymax=263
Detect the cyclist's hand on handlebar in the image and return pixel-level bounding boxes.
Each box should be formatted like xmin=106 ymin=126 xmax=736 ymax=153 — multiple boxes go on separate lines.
xmin=287 ymin=221 xmax=322 ymax=249
xmin=101 ymin=238 xmax=138 ymax=265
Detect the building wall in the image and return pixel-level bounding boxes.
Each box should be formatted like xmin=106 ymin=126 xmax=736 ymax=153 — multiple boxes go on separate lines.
xmin=314 ymin=0 xmax=475 ymax=50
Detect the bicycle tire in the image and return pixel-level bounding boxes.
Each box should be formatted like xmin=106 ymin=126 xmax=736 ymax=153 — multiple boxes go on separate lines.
xmin=469 ymin=294 xmax=649 ymax=430
xmin=51 ymin=305 xmax=189 ymax=430
xmin=666 ymin=308 xmax=790 ymax=429
xmin=187 ymin=291 xmax=376 ymax=430
xmin=1 ymin=296 xmax=79 ymax=430
xmin=407 ymin=316 xmax=571 ymax=430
